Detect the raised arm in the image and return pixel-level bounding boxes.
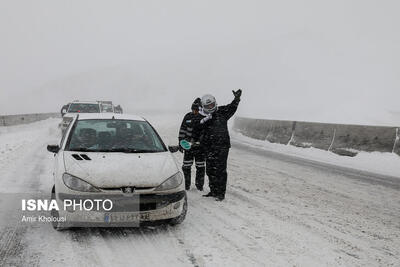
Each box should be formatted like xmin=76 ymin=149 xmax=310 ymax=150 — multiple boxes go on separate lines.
xmin=224 ymin=89 xmax=242 ymax=120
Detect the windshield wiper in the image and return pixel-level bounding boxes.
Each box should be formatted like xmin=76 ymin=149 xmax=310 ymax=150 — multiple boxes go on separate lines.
xmin=108 ymin=148 xmax=157 ymax=153
xmin=68 ymin=148 xmax=162 ymax=153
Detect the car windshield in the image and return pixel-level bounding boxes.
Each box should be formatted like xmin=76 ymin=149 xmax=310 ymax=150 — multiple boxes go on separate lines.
xmin=68 ymin=103 xmax=100 ymax=113
xmin=66 ymin=119 xmax=166 ymax=153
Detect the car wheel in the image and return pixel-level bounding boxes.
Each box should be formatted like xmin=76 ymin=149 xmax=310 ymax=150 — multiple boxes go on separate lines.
xmin=51 ymin=186 xmax=68 ymax=231
xmin=168 ymin=195 xmax=187 ymax=226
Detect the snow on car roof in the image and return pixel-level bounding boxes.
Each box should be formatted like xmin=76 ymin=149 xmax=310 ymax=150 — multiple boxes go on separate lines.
xmin=76 ymin=113 xmax=146 ymax=121
xmin=70 ymin=101 xmax=100 ymax=104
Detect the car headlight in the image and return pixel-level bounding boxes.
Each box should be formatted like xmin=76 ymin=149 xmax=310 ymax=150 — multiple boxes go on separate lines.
xmin=62 ymin=173 xmax=100 ymax=192
xmin=155 ymin=172 xmax=183 ymax=191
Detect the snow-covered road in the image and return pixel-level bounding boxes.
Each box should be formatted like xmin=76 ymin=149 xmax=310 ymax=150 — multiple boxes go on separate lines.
xmin=0 ymin=114 xmax=399 ymax=267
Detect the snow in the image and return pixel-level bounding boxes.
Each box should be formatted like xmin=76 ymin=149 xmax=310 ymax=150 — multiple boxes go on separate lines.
xmin=0 ymin=118 xmax=60 ymax=193
xmin=231 ymin=131 xmax=400 ymax=178
xmin=0 ymin=115 xmax=399 ymax=266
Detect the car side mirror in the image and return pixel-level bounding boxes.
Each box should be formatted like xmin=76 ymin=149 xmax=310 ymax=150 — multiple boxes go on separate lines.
xmin=47 ymin=145 xmax=60 ymax=154
xmin=168 ymin=145 xmax=179 ymax=153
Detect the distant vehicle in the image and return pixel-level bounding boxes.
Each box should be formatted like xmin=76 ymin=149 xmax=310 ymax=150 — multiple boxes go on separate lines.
xmin=99 ymin=101 xmax=115 ymax=113
xmin=47 ymin=113 xmax=185 ymax=230
xmin=114 ymin=105 xmax=123 ymax=114
xmin=60 ymin=101 xmax=101 ymax=134
xmin=67 ymin=101 xmax=101 ymax=113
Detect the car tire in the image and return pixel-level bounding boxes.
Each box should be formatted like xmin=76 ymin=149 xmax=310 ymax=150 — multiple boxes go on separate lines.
xmin=51 ymin=186 xmax=68 ymax=231
xmin=168 ymin=195 xmax=187 ymax=226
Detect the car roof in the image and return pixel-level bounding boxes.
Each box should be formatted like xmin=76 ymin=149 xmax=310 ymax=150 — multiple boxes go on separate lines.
xmin=75 ymin=113 xmax=146 ymax=121
xmin=70 ymin=101 xmax=100 ymax=105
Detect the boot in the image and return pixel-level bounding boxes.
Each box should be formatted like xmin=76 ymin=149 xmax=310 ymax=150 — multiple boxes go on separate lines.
xmin=202 ymin=192 xmax=216 ymax=197
xmin=215 ymin=195 xmax=225 ymax=201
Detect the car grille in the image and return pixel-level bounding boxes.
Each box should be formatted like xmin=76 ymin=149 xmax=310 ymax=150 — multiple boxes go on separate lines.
xmin=100 ymin=186 xmax=155 ymax=192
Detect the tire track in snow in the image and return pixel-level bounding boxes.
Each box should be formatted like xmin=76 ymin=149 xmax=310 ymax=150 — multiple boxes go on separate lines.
xmin=0 ymin=120 xmax=59 ymax=266
xmin=227 ymin=144 xmax=400 ymax=266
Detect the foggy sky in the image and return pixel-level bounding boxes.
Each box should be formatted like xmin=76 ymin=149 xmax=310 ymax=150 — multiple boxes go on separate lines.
xmin=0 ymin=0 xmax=399 ymax=125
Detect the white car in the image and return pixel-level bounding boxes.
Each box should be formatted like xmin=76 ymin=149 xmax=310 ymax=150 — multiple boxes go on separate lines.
xmin=47 ymin=113 xmax=185 ymax=230
xmin=60 ymin=101 xmax=102 ymax=134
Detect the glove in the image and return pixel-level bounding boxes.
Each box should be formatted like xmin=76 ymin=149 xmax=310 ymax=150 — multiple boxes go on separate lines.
xmin=200 ymin=113 xmax=212 ymax=124
xmin=232 ymin=89 xmax=242 ymax=100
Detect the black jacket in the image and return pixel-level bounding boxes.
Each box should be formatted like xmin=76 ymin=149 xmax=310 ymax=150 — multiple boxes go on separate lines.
xmin=179 ymin=112 xmax=205 ymax=143
xmin=201 ymin=98 xmax=240 ymax=149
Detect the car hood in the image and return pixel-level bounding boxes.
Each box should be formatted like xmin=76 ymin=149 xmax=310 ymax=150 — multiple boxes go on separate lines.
xmin=63 ymin=151 xmax=179 ymax=188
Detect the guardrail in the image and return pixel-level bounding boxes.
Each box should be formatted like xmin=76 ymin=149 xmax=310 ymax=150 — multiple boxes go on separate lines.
xmin=0 ymin=113 xmax=60 ymax=127
xmin=233 ymin=117 xmax=400 ymax=157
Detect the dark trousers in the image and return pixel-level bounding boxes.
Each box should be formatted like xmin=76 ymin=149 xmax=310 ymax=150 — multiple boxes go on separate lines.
xmin=182 ymin=147 xmax=205 ymax=189
xmin=206 ymin=147 xmax=229 ymax=197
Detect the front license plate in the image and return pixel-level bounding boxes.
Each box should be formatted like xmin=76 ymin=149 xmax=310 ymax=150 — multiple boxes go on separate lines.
xmin=104 ymin=213 xmax=150 ymax=223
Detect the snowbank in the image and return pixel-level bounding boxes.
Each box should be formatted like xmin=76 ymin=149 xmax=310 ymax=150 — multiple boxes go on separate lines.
xmin=232 ymin=130 xmax=400 ymax=178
